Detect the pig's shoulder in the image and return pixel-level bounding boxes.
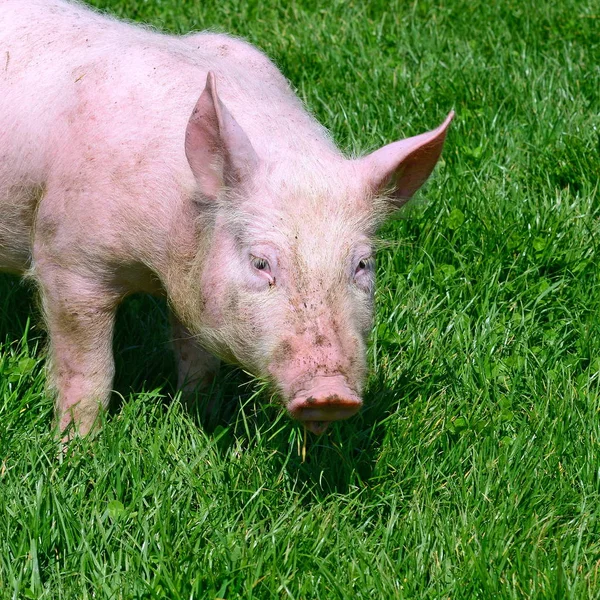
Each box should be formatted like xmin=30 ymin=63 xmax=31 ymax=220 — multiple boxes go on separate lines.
xmin=180 ymin=32 xmax=283 ymax=80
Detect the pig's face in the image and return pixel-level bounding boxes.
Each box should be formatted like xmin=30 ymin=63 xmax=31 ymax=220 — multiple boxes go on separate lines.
xmin=183 ymin=72 xmax=453 ymax=432
xmin=197 ymin=166 xmax=380 ymax=433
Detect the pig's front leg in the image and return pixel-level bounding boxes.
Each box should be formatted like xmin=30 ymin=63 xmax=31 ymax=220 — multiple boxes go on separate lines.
xmin=35 ymin=262 xmax=119 ymax=438
xmin=170 ymin=314 xmax=220 ymax=392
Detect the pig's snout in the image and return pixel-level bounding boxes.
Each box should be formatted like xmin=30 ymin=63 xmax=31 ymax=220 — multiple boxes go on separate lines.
xmin=287 ymin=376 xmax=363 ymax=434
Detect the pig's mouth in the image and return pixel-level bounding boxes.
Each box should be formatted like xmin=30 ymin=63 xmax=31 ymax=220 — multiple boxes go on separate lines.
xmin=287 ymin=376 xmax=363 ymax=435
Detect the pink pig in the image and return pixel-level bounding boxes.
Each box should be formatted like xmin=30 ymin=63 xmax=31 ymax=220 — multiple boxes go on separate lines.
xmin=0 ymin=0 xmax=453 ymax=435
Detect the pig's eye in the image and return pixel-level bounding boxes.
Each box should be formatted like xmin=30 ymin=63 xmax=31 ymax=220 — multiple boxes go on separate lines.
xmin=354 ymin=256 xmax=375 ymax=292
xmin=356 ymin=257 xmax=374 ymax=274
xmin=251 ymin=256 xmax=270 ymax=272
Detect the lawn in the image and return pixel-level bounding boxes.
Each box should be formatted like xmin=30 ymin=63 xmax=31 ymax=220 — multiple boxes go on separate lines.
xmin=1 ymin=0 xmax=599 ymax=597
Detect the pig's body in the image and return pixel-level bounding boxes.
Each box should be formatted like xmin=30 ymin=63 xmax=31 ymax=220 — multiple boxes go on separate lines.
xmin=0 ymin=0 xmax=452 ymax=436
xmin=0 ymin=0 xmax=332 ymax=278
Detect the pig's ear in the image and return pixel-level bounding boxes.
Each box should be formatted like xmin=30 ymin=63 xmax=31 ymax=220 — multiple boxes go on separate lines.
xmin=185 ymin=71 xmax=259 ymax=199
xmin=358 ymin=111 xmax=454 ymax=208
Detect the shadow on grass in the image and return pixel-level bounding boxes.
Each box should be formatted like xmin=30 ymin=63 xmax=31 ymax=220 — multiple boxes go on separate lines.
xmin=111 ymin=294 xmax=176 ymax=409
xmin=182 ymin=369 xmax=407 ymax=499
xmin=0 ymin=274 xmax=41 ymax=342
xmin=112 ymin=295 xmax=408 ymax=499
xmin=1 ymin=276 xmax=404 ymax=496
xmin=285 ymin=372 xmax=405 ymax=498
xmin=111 ymin=295 xmax=265 ymax=431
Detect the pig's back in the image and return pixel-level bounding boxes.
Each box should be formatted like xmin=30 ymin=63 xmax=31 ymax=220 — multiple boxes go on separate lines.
xmin=0 ymin=0 xmax=333 ymax=170
xmin=0 ymin=0 xmax=195 ymax=185
xmin=0 ymin=0 xmax=337 ymax=274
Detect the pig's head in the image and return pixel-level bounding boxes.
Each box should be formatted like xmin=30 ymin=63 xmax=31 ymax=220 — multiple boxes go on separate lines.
xmin=180 ymin=72 xmax=453 ymax=434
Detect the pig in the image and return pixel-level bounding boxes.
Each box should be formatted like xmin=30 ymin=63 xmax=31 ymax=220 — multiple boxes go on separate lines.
xmin=0 ymin=0 xmax=453 ymax=436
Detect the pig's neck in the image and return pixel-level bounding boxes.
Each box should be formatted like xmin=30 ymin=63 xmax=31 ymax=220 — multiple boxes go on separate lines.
xmin=161 ymin=196 xmax=214 ymax=329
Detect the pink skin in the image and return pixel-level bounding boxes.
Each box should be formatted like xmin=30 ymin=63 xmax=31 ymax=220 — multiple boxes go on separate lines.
xmin=0 ymin=0 xmax=453 ymax=437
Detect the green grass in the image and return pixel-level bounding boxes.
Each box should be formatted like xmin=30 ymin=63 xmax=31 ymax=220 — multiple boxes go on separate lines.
xmin=1 ymin=0 xmax=600 ymax=597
